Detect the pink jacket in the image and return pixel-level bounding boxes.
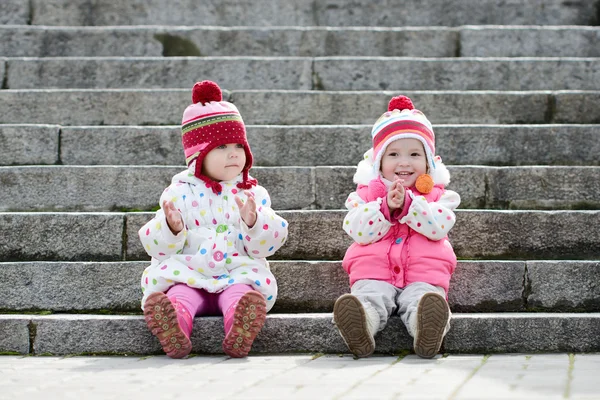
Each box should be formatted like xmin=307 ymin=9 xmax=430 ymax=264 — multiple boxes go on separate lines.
xmin=342 ymin=177 xmax=461 ymax=295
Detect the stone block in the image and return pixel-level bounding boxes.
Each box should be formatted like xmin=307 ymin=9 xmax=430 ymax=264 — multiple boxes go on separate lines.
xmin=0 ymin=213 xmax=124 ymax=261
xmin=527 ymin=261 xmax=600 ymax=311
xmin=0 ymin=262 xmax=145 ymax=311
xmin=315 ymin=59 xmax=600 ymax=91
xmin=0 ymin=0 xmax=29 ymax=24
xmin=487 ymin=167 xmax=600 ymax=210
xmin=436 ymin=125 xmax=600 ymax=166
xmin=445 ymin=314 xmax=600 ymax=352
xmin=7 ymin=58 xmax=313 ymax=90
xmin=554 ymin=92 xmax=600 ymax=124
xmin=0 ymin=316 xmax=30 ymax=354
xmin=461 ymin=27 xmax=600 ymax=57
xmin=0 ymin=124 xmax=59 ymax=165
xmin=0 ymin=166 xmax=313 ymax=212
xmin=449 ymin=261 xmax=525 ymax=312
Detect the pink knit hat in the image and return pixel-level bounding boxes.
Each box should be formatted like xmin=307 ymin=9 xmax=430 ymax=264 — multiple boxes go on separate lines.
xmin=371 ymin=95 xmax=436 ymax=175
xmin=181 ymin=80 xmax=256 ymax=194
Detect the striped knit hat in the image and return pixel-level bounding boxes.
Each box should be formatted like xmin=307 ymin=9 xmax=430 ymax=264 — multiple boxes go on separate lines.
xmin=181 ymin=80 xmax=256 ymax=194
xmin=371 ymin=95 xmax=436 ymax=176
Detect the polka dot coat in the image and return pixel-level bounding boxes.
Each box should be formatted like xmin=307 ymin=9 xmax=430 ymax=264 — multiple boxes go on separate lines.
xmin=139 ymin=168 xmax=288 ymax=311
xmin=342 ymin=178 xmax=460 ymax=295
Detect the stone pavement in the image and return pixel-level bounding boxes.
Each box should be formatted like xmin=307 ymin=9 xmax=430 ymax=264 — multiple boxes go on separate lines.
xmin=1 ymin=353 xmax=598 ymax=400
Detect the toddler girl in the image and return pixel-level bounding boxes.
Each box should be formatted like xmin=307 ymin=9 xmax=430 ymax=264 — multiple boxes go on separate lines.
xmin=139 ymin=81 xmax=288 ymax=358
xmin=334 ymin=95 xmax=460 ymax=359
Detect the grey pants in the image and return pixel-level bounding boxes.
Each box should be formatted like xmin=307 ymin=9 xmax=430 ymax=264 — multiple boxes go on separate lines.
xmin=351 ymin=280 xmax=450 ymax=337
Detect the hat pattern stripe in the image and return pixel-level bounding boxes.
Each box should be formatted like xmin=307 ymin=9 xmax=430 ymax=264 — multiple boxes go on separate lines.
xmin=373 ymin=126 xmax=434 ymax=154
xmin=182 ymin=110 xmax=239 ymax=125
xmin=182 ymin=114 xmax=243 ymax=135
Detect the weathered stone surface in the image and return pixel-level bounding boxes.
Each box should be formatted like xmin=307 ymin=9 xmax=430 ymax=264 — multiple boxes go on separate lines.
xmin=449 ymin=261 xmax=525 ymax=312
xmin=1 ymin=90 xmax=571 ymax=125
xmin=0 ymin=262 xmax=145 ymax=312
xmin=0 ymin=89 xmax=187 ymax=125
xmin=315 ymin=58 xmax=600 ymax=91
xmin=29 ymin=0 xmax=599 ymax=26
xmin=0 ymin=213 xmax=124 ymax=261
xmin=22 ymin=313 xmax=600 ymax=355
xmin=461 ymin=27 xmax=600 ymax=57
xmin=0 ymin=260 xmax=532 ymax=313
xmin=527 ymin=261 xmax=600 ymax=312
xmin=0 ymin=316 xmax=30 ymax=354
xmin=0 ymin=124 xmax=59 ymax=165
xmin=0 ymin=26 xmax=456 ymax=57
xmin=487 ymin=167 xmax=600 ymax=210
xmin=445 ymin=314 xmax=600 ymax=352
xmin=125 ymin=210 xmax=600 ymax=261
xmin=554 ymin=92 xmax=600 ymax=124
xmin=436 ymin=125 xmax=600 ymax=166
xmin=0 ymin=0 xmax=29 ymax=24
xmin=0 ymin=166 xmax=314 ymax=211
xmin=6 ymin=58 xmax=313 ymax=90
xmin=57 ymin=125 xmax=600 ymax=167
xmin=451 ymin=210 xmax=600 ymax=260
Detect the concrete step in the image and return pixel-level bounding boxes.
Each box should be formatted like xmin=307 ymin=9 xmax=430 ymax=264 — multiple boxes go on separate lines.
xmin=1 ymin=260 xmax=597 ymax=314
xmin=3 ymin=124 xmax=599 ymax=167
xmin=1 ymin=165 xmax=599 ymax=212
xmin=4 ymin=57 xmax=600 ymax=91
xmin=2 ymin=26 xmax=599 ymax=57
xmin=2 ymin=313 xmax=599 ymax=355
xmin=3 ymin=0 xmax=598 ymax=26
xmin=2 ymin=90 xmax=599 ymax=125
xmin=1 ymin=210 xmax=599 ymax=262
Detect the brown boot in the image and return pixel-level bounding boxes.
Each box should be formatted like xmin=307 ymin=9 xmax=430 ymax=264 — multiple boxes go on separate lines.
xmin=222 ymin=290 xmax=267 ymax=358
xmin=413 ymin=292 xmax=450 ymax=359
xmin=333 ymin=294 xmax=377 ymax=358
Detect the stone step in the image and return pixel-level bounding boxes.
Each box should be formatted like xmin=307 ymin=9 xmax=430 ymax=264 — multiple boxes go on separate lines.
xmin=1 ymin=90 xmax=599 ymax=125
xmin=3 ymin=0 xmax=598 ymax=26
xmin=3 ymin=124 xmax=599 ymax=167
xmin=1 ymin=210 xmax=599 ymax=262
xmin=4 ymin=57 xmax=600 ymax=91
xmin=1 ymin=165 xmax=598 ymax=212
xmin=2 ymin=26 xmax=599 ymax=57
xmin=2 ymin=313 xmax=599 ymax=355
xmin=1 ymin=261 xmax=597 ymax=314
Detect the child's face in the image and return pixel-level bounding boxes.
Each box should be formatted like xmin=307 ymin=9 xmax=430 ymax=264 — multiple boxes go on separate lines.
xmin=202 ymin=143 xmax=246 ymax=182
xmin=380 ymin=138 xmax=428 ymax=187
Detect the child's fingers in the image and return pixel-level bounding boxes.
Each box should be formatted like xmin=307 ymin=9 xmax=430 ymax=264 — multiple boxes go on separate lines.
xmin=234 ymin=195 xmax=244 ymax=209
xmin=244 ymin=190 xmax=254 ymax=198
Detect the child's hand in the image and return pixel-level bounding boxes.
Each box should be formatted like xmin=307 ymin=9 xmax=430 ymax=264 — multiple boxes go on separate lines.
xmin=163 ymin=200 xmax=184 ymax=235
xmin=387 ymin=180 xmax=405 ymax=211
xmin=235 ymin=191 xmax=257 ymax=228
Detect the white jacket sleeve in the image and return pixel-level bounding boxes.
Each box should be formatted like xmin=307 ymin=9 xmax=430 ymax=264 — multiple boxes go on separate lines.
xmin=399 ymin=189 xmax=461 ymax=241
xmin=240 ymin=185 xmax=288 ymax=258
xmin=138 ymin=186 xmax=188 ymax=260
xmin=343 ymin=191 xmax=392 ymax=245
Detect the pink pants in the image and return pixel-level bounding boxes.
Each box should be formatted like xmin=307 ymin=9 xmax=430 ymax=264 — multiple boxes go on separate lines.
xmin=166 ymin=283 xmax=253 ymax=334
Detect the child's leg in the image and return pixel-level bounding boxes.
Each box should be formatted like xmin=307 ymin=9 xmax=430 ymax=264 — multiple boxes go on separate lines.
xmin=143 ymin=284 xmax=210 ymax=359
xmin=217 ymin=284 xmax=266 ymax=358
xmin=333 ymin=279 xmax=398 ymax=358
xmin=397 ymin=282 xmax=450 ymax=359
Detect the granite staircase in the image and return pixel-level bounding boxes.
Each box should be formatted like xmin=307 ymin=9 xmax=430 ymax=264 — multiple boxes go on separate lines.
xmin=1 ymin=0 xmax=599 ymax=355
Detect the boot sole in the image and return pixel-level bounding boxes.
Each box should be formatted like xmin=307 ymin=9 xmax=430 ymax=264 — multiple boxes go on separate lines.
xmin=143 ymin=292 xmax=192 ymax=359
xmin=333 ymin=294 xmax=375 ymax=358
xmin=414 ymin=292 xmax=449 ymax=359
xmin=222 ymin=291 xmax=267 ymax=358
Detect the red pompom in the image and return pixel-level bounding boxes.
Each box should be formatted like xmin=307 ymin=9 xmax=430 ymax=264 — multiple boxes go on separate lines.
xmin=192 ymin=80 xmax=222 ymax=104
xmin=388 ymin=95 xmax=414 ymax=112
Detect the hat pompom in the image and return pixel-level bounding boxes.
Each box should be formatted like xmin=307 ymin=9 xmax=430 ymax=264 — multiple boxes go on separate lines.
xmin=388 ymin=95 xmax=414 ymax=112
xmin=415 ymin=174 xmax=434 ymax=194
xmin=192 ymin=80 xmax=222 ymax=104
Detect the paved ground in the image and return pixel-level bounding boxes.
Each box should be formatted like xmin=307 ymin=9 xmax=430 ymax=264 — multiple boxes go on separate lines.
xmin=1 ymin=353 xmax=598 ymax=399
